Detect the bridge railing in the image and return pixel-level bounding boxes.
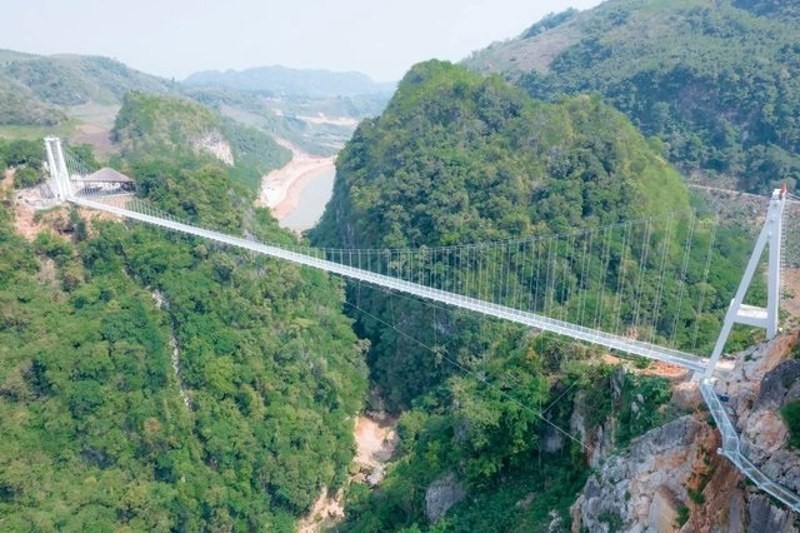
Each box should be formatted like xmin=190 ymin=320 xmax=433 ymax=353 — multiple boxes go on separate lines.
xmin=68 ymin=193 xmax=800 ymax=513
xmin=701 ymin=380 xmax=800 ymax=511
xmin=68 ymin=195 xmax=708 ymax=372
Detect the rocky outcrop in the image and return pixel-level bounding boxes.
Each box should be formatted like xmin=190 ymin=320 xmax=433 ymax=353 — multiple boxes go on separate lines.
xmin=425 ymin=473 xmax=466 ymax=523
xmin=570 ymin=366 xmax=626 ymax=467
xmin=152 ymin=291 xmax=191 ymax=410
xmin=571 ymin=415 xmax=713 ymax=532
xmin=713 ymin=335 xmax=800 ymax=509
xmin=194 ymin=131 xmax=234 ymax=166
xmin=572 ymin=334 xmax=800 ymax=532
xmin=747 ymin=495 xmax=796 ymax=533
xmin=755 ymin=360 xmax=800 ymax=410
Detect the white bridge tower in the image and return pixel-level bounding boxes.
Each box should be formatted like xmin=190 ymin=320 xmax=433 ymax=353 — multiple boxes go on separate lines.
xmin=44 ymin=137 xmax=72 ymax=201
xmin=705 ymin=187 xmax=787 ymax=377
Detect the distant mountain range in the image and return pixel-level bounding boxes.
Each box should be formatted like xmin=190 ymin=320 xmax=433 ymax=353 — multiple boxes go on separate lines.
xmin=0 ymin=48 xmax=393 ymax=156
xmin=0 ymin=49 xmax=393 ymax=128
xmin=184 ymin=65 xmax=396 ymax=97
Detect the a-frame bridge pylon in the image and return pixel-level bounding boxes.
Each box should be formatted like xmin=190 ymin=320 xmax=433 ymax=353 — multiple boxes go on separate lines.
xmin=705 ymin=187 xmax=787 ymax=377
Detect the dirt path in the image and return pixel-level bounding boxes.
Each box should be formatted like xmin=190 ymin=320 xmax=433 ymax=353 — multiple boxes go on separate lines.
xmin=257 ymin=139 xmax=335 ymax=221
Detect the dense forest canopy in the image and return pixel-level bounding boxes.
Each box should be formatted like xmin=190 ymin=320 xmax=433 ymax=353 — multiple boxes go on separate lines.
xmin=466 ymin=0 xmax=800 ymax=193
xmin=0 ymin=93 xmax=369 ymax=530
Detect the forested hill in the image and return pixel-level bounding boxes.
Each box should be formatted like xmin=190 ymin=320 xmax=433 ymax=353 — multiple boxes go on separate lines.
xmin=112 ymin=91 xmax=291 ymax=193
xmin=464 ymin=0 xmax=800 ymax=193
xmin=310 ymin=61 xmax=754 ymax=530
xmin=733 ymin=0 xmax=800 ymax=19
xmin=0 ymin=94 xmax=368 ymax=529
xmin=0 ymin=49 xmax=389 ymax=158
xmin=313 ymin=59 xmax=689 ymax=251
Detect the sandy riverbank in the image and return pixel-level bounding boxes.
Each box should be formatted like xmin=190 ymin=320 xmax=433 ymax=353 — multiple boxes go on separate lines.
xmin=258 ymin=139 xmax=336 ymax=221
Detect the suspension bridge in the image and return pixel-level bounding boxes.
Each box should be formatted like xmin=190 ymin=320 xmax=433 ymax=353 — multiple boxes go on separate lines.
xmin=42 ymin=137 xmax=800 ymax=511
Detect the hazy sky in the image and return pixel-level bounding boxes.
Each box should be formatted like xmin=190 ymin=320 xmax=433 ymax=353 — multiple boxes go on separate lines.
xmin=4 ymin=0 xmax=603 ymax=81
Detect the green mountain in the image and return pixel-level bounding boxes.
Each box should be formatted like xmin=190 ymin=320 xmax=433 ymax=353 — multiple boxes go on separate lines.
xmin=185 ymin=65 xmax=395 ymax=97
xmin=4 ymin=53 xmax=175 ymax=107
xmin=185 ymin=86 xmax=387 ymax=157
xmin=184 ymin=66 xmax=395 ymax=154
xmin=732 ymin=0 xmax=800 ymax=18
xmin=464 ymin=0 xmax=800 ymax=193
xmin=0 ymin=50 xmax=177 ymax=127
xmin=310 ymin=60 xmax=756 ymax=531
xmin=112 ymin=91 xmax=291 ymax=193
xmin=312 ymin=59 xmax=747 ymax=409
xmin=0 ymin=90 xmax=367 ymax=529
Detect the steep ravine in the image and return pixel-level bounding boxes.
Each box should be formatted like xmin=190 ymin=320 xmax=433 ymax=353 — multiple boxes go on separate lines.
xmin=297 ymin=413 xmax=398 ymax=532
xmin=152 ymin=290 xmax=191 ymax=410
xmin=571 ymin=334 xmax=800 ymax=532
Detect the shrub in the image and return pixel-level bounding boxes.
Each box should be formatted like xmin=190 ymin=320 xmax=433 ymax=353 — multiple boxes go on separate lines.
xmin=676 ymin=504 xmax=690 ymax=527
xmin=14 ymin=165 xmax=44 ymax=188
xmin=781 ymin=400 xmax=800 ymax=448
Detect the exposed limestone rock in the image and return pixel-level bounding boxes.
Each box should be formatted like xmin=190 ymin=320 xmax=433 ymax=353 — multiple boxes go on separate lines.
xmin=746 ymin=495 xmax=795 ymax=533
xmin=686 ymin=459 xmax=747 ymax=532
xmin=570 ymin=396 xmax=616 ymax=467
xmin=696 ymin=334 xmax=800 ymax=531
xmin=571 ymin=416 xmax=708 ymax=532
xmin=152 ymin=291 xmax=191 ymax=410
xmin=571 ymin=334 xmax=800 ymax=532
xmin=571 ymin=367 xmax=624 ymax=467
xmin=713 ymin=335 xmax=800 ymax=512
xmin=672 ymin=381 xmax=703 ymax=410
xmin=425 ymin=473 xmax=465 ymax=523
xmin=611 ymin=365 xmax=625 ymax=402
xmin=647 ymin=488 xmax=680 ymax=532
xmin=194 ymin=131 xmax=234 ymax=166
xmin=755 ymin=360 xmax=800 ymax=410
xmin=542 ymin=423 xmax=565 ymax=453
xmin=366 ymin=465 xmax=385 ymax=487
xmin=743 ymin=408 xmax=788 ymax=460
xmin=547 ymin=509 xmax=564 ymax=532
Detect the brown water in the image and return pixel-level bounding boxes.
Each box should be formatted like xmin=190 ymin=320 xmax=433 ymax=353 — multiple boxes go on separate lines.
xmin=281 ymin=169 xmax=336 ymax=232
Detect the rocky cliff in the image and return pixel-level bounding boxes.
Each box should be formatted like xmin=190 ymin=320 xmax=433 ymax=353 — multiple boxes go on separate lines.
xmin=571 ymin=334 xmax=800 ymax=532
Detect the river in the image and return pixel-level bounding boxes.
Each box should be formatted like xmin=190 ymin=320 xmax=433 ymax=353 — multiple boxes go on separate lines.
xmin=280 ymin=168 xmax=336 ymax=232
